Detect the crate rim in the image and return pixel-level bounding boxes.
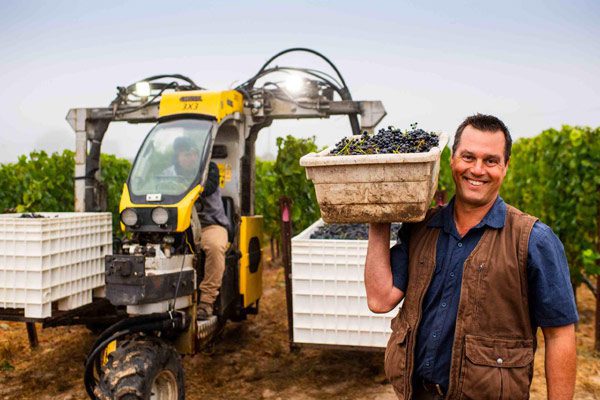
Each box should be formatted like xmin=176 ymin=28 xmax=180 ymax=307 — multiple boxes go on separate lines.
xmin=299 ymin=132 xmax=449 ymax=167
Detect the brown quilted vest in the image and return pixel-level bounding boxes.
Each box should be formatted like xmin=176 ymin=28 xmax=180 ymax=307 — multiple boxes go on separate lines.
xmin=384 ymin=205 xmax=538 ymax=400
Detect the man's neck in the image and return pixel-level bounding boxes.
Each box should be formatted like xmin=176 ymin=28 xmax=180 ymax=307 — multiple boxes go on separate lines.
xmin=453 ymin=197 xmax=497 ymax=237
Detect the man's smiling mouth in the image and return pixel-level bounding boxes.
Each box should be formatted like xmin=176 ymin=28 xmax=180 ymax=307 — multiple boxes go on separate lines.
xmin=464 ymin=177 xmax=486 ymax=186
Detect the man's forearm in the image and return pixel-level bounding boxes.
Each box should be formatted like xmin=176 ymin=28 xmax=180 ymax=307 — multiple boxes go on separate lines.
xmin=543 ymin=324 xmax=577 ymax=400
xmin=365 ymin=223 xmax=403 ymax=313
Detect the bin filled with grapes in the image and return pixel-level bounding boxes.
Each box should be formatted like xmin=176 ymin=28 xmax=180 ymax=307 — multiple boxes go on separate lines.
xmin=299 ymin=124 xmax=448 ymax=223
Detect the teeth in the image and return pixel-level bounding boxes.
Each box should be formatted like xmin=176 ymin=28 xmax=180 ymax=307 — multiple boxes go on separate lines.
xmin=467 ymin=179 xmax=483 ymax=186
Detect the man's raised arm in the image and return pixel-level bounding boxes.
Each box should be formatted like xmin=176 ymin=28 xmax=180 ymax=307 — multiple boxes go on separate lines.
xmin=365 ymin=223 xmax=405 ymax=313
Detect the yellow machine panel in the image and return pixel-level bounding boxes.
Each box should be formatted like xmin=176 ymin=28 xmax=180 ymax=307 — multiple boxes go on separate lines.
xmin=216 ymin=162 xmax=232 ymax=188
xmin=119 ymin=183 xmax=203 ymax=232
xmin=158 ymin=90 xmax=243 ymax=122
xmin=238 ymin=216 xmax=263 ymax=307
xmin=101 ymin=340 xmax=117 ymax=366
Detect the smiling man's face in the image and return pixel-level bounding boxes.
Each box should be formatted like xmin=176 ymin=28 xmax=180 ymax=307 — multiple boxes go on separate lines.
xmin=450 ymin=125 xmax=509 ymax=208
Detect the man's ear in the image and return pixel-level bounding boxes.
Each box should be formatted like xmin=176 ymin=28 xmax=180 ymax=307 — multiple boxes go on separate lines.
xmin=502 ymin=158 xmax=510 ymax=178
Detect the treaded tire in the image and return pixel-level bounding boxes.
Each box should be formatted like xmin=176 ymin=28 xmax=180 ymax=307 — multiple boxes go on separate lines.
xmin=94 ymin=337 xmax=184 ymax=400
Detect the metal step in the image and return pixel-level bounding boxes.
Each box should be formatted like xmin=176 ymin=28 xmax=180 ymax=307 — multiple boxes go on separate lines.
xmin=196 ymin=315 xmax=218 ymax=341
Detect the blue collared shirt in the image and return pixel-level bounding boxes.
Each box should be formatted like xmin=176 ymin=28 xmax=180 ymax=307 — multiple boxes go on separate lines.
xmin=389 ymin=196 xmax=578 ymax=392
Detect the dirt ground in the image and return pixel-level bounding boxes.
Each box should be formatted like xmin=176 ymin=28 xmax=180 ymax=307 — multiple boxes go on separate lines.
xmin=0 ymin=257 xmax=599 ymax=400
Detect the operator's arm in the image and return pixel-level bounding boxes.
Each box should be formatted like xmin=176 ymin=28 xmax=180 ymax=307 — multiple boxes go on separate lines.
xmin=365 ymin=223 xmax=405 ymax=313
xmin=542 ymin=324 xmax=576 ymax=399
xmin=527 ymin=222 xmax=579 ymax=400
xmin=201 ymin=162 xmax=220 ymax=198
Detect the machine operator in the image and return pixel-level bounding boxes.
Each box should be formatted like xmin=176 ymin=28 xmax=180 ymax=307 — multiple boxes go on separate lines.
xmin=170 ymin=136 xmax=230 ymax=320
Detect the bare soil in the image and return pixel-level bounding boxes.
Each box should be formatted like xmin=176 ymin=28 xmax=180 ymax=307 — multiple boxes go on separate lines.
xmin=0 ymin=257 xmax=598 ymax=400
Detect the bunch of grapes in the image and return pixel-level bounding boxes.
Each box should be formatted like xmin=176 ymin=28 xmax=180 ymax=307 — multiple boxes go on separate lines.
xmin=310 ymin=223 xmax=402 ymax=240
xmin=330 ymin=123 xmax=439 ymax=156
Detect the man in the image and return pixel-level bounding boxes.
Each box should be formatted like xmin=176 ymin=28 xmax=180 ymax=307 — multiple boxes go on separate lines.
xmin=169 ymin=136 xmax=230 ymax=320
xmin=365 ymin=114 xmax=578 ymax=400
xmin=196 ymin=160 xmax=230 ymax=320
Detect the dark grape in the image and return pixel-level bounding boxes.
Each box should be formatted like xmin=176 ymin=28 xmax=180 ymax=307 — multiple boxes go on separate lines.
xmin=330 ymin=123 xmax=439 ymax=156
xmin=310 ymin=223 xmax=402 ymax=240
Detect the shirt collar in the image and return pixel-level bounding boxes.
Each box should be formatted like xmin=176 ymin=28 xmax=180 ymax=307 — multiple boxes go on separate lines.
xmin=427 ymin=196 xmax=507 ymax=231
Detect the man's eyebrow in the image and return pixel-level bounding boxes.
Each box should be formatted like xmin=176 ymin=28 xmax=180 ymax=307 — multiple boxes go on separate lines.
xmin=484 ymin=155 xmax=501 ymax=160
xmin=458 ymin=149 xmax=502 ymax=158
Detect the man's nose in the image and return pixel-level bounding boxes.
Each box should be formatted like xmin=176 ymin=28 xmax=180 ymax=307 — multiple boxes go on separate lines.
xmin=471 ymin=159 xmax=485 ymax=175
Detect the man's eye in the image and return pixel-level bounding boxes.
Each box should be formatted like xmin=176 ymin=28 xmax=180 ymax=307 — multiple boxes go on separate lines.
xmin=485 ymin=159 xmax=498 ymax=166
xmin=462 ymin=155 xmax=474 ymax=161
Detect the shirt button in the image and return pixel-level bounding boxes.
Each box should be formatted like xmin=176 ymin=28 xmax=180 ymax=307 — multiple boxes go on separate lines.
xmin=426 ymin=361 xmax=431 ymax=367
xmin=457 ymin=242 xmax=463 ymax=248
xmin=449 ymin=272 xmax=455 ymax=278
xmin=432 ymin=333 xmax=437 ymax=338
xmin=441 ymin=302 xmax=447 ymax=308
xmin=496 ymin=358 xmax=503 ymax=365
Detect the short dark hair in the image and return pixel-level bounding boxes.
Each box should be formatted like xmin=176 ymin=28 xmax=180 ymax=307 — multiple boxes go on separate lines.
xmin=452 ymin=114 xmax=512 ymax=162
xmin=174 ymin=136 xmax=195 ymax=152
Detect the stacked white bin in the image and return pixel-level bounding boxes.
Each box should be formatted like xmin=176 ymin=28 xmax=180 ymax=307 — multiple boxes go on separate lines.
xmin=291 ymin=219 xmax=400 ymax=348
xmin=0 ymin=213 xmax=112 ymax=318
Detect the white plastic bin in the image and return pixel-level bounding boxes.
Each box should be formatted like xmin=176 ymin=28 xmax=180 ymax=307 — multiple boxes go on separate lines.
xmin=291 ymin=219 xmax=400 ymax=348
xmin=0 ymin=212 xmax=112 ymax=318
xmin=299 ymin=132 xmax=448 ymax=223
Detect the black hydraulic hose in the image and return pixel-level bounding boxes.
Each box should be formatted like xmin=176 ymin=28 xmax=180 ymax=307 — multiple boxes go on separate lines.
xmin=242 ymin=67 xmax=346 ymax=100
xmin=84 ymin=329 xmax=129 ymax=399
xmin=139 ymin=74 xmax=204 ymax=90
xmin=252 ymin=48 xmax=349 ymax=91
xmin=89 ymin=312 xmax=172 ymax=353
xmin=241 ymin=47 xmax=361 ymax=135
xmin=114 ymin=81 xmax=178 ymax=116
xmin=84 ymin=315 xmax=186 ymax=400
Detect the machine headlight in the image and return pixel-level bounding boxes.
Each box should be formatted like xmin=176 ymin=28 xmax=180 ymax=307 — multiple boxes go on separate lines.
xmin=284 ymin=74 xmax=306 ymax=94
xmin=151 ymin=207 xmax=169 ymax=225
xmin=134 ymin=81 xmax=151 ymax=98
xmin=121 ymin=208 xmax=138 ymax=226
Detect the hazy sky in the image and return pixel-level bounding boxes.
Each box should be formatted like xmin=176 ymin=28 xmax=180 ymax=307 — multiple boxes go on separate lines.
xmin=0 ymin=0 xmax=598 ymax=163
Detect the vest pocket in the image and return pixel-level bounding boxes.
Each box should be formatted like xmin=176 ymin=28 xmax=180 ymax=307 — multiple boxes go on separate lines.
xmin=459 ymin=335 xmax=534 ymax=400
xmin=384 ymin=317 xmax=410 ymax=399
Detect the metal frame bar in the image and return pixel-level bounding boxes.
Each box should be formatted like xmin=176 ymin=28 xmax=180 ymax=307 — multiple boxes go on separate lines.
xmin=65 ymin=98 xmax=385 ymax=213
xmin=0 ymin=299 xmax=125 ymax=327
xmin=279 ymin=197 xmax=294 ymax=348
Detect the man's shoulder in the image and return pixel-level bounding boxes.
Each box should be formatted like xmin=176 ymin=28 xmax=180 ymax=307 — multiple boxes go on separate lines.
xmin=425 ymin=205 xmax=444 ymax=219
xmin=528 ymin=220 xmax=563 ymax=250
xmin=504 ymin=202 xmax=533 ymax=218
xmin=503 ymin=202 xmax=538 ymax=226
xmin=396 ymin=206 xmax=443 ymax=243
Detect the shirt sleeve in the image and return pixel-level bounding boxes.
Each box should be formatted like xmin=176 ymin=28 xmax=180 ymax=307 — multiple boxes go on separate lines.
xmin=527 ymin=221 xmax=579 ymax=328
xmin=390 ymin=223 xmax=411 ymax=292
xmin=201 ymin=162 xmax=220 ymax=198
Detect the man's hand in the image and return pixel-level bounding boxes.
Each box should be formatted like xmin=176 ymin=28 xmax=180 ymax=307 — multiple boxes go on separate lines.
xmin=364 ymin=223 xmax=404 ymax=313
xmin=542 ymin=324 xmax=576 ymax=400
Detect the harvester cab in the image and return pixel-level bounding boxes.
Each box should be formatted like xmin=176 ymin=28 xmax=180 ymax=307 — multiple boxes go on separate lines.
xmin=66 ymin=48 xmax=386 ymax=400
xmin=108 ymin=88 xmax=255 ymax=327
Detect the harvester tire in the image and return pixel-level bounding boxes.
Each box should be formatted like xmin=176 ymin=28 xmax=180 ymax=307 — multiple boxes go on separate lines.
xmin=94 ymin=337 xmax=184 ymax=400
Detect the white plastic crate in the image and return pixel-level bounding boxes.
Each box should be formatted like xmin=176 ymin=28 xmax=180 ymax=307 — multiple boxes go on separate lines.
xmin=0 ymin=212 xmax=112 ymax=318
xmin=291 ymin=219 xmax=400 ymax=348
